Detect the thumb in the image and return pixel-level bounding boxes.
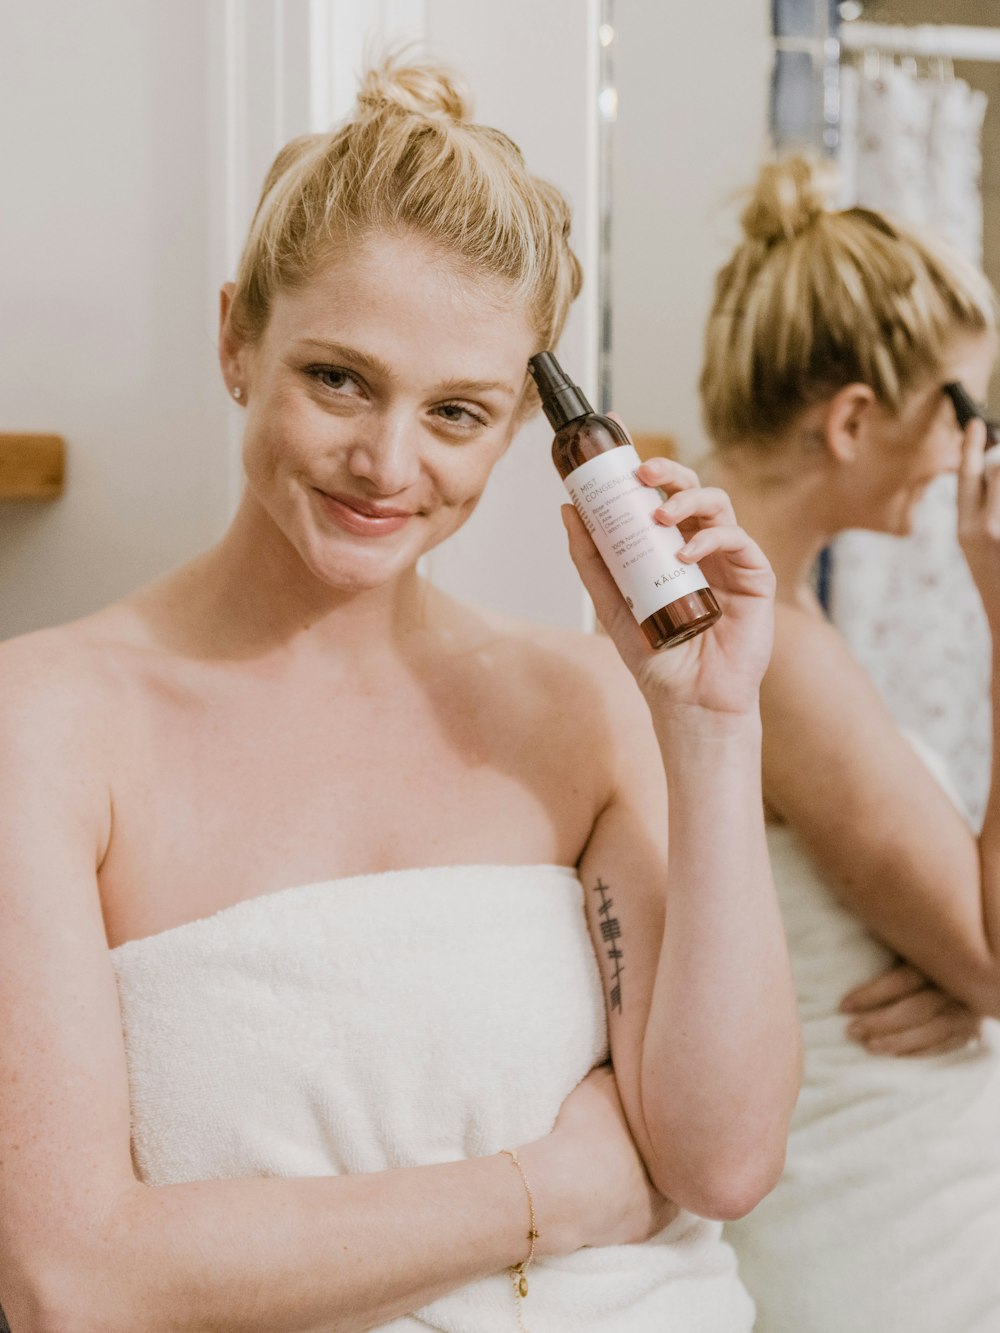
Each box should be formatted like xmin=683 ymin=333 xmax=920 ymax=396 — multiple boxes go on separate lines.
xmin=561 ymin=504 xmax=613 ymax=595
xmin=561 ymin=505 xmax=646 ymax=649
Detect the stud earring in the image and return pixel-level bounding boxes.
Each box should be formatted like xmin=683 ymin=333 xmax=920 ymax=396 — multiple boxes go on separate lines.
xmin=232 ymin=386 xmax=243 ymax=400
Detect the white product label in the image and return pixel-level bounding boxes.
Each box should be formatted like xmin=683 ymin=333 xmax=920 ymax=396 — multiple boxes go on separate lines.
xmin=564 ymin=445 xmax=709 ymax=625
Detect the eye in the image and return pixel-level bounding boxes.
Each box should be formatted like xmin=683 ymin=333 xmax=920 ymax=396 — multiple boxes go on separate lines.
xmin=305 ymin=365 xmax=365 ymax=397
xmin=432 ymin=401 xmax=489 ymax=432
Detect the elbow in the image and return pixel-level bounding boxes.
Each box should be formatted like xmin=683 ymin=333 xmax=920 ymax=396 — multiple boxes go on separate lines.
xmin=1 ymin=1266 xmax=119 ymax=1333
xmin=1 ymin=1190 xmax=146 ymax=1333
xmin=696 ymin=1146 xmax=787 ymax=1221
xmin=950 ymin=963 xmax=1000 ymax=1020
xmin=0 ymin=1271 xmax=83 ymax=1333
xmin=973 ymin=974 xmax=1000 ymax=1021
xmin=646 ymin=1135 xmax=789 ymax=1223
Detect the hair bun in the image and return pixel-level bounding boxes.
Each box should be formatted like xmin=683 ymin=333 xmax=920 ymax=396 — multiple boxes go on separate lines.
xmin=740 ymin=155 xmax=839 ymax=245
xmin=357 ymin=53 xmax=472 ymax=122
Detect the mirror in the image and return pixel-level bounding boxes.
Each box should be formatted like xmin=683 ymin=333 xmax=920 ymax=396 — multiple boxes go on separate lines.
xmin=607 ymin=3 xmax=1000 ymax=1329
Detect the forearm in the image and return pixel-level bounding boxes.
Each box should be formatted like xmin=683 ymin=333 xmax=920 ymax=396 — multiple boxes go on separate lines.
xmin=25 ymin=1145 xmax=565 ymax=1333
xmin=978 ymin=634 xmax=1000 ymax=956
xmin=641 ymin=705 xmax=800 ymax=1215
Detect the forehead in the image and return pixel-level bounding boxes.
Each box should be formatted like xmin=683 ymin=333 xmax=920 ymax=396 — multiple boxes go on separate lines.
xmin=264 ymin=232 xmax=535 ymax=384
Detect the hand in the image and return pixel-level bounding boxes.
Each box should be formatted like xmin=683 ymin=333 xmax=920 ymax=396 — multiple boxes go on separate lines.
xmin=958 ymin=417 xmax=1000 ymax=621
xmin=562 ymin=440 xmax=775 ymax=714
xmin=839 ymin=960 xmax=981 ymax=1057
xmin=528 ymin=1064 xmax=676 ymax=1253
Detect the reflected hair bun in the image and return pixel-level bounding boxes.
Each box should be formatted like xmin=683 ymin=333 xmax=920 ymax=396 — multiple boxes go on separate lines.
xmin=740 ymin=154 xmax=839 ymax=245
xmin=356 ymin=51 xmax=472 ymax=122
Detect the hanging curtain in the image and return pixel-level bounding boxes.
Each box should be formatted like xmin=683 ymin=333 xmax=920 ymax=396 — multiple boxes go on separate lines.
xmin=831 ymin=60 xmax=990 ymax=821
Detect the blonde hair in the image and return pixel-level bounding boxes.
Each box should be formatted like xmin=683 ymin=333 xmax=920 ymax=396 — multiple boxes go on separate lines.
xmin=229 ymin=53 xmax=582 ymax=367
xmin=700 ymin=154 xmax=996 ymax=449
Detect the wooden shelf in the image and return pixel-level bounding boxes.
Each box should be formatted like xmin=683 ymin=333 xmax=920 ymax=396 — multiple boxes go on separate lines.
xmin=0 ymin=434 xmax=65 ymax=500
xmin=631 ymin=431 xmax=678 ymax=462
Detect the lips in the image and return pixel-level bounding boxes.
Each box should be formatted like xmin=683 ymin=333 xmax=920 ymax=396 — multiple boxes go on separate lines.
xmin=315 ymin=488 xmax=416 ymax=537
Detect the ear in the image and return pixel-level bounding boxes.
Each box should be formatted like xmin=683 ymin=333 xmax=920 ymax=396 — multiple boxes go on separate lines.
xmin=217 ymin=283 xmax=250 ymax=400
xmin=821 ymin=383 xmax=877 ymax=464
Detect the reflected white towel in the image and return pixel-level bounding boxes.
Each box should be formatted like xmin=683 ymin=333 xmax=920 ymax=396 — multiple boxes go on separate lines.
xmin=113 ymin=863 xmax=753 ymax=1331
xmin=727 ymin=740 xmax=1000 ymax=1332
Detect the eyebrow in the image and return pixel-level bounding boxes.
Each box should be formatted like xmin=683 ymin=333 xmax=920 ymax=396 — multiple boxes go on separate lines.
xmin=296 ymin=339 xmax=518 ymax=398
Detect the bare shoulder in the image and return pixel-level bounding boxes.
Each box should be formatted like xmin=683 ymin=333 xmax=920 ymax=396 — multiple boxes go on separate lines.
xmin=765 ymin=599 xmax=884 ymax=715
xmin=452 ymin=604 xmax=660 ymax=810
xmin=469 ymin=603 xmax=649 ymax=731
xmin=0 ymin=609 xmax=147 ymax=758
xmin=762 ymin=599 xmax=919 ymax=819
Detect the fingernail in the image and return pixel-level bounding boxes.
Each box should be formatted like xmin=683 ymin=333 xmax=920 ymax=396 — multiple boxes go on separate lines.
xmin=866 ymin=1038 xmax=888 ymax=1052
xmin=676 ymin=543 xmax=693 ymax=560
xmin=846 ymin=1022 xmax=863 ymax=1038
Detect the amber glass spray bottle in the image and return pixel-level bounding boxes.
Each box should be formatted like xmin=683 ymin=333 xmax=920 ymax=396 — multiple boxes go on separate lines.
xmin=529 ymin=352 xmax=721 ymax=650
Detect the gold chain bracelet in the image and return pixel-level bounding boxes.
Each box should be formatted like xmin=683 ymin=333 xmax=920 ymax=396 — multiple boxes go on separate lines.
xmin=500 ymin=1148 xmax=539 ymax=1333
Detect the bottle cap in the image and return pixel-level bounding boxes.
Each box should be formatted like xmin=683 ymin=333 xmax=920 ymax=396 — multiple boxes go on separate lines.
xmin=528 ymin=352 xmax=593 ymax=430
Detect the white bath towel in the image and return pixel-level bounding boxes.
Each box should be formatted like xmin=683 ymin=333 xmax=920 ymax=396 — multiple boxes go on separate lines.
xmin=726 ymin=740 xmax=1000 ymax=1332
xmin=112 ymin=863 xmax=753 ymax=1331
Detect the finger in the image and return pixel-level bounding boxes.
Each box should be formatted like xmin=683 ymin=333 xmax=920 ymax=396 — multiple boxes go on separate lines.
xmin=957 ymin=417 xmax=988 ymax=519
xmin=561 ymin=503 xmax=614 ymax=588
xmin=839 ymin=962 xmax=927 ymax=1013
xmin=906 ymin=1031 xmax=983 ymax=1057
xmin=864 ymin=1010 xmax=981 ymax=1057
xmin=654 ymin=486 xmax=737 ymax=532
xmin=675 ymin=525 xmax=773 ymax=578
xmin=606 ymin=411 xmax=635 ymax=445
xmin=984 ymin=442 xmax=1000 ymax=518
xmin=635 ymin=456 xmax=701 ymax=494
xmin=560 ymin=505 xmax=650 ymax=651
xmin=845 ymin=988 xmax=951 ymax=1040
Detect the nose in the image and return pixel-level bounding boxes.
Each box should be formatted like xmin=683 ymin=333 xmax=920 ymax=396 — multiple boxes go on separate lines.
xmin=347 ymin=411 xmax=422 ymax=495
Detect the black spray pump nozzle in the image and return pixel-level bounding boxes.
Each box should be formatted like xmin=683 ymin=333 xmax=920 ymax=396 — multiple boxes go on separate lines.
xmin=944 ymin=381 xmax=1000 ymax=443
xmin=528 ymin=352 xmax=594 ymax=431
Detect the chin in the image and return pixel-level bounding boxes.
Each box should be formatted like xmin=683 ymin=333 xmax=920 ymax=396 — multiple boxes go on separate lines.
xmin=881 ymin=511 xmax=916 ymax=538
xmin=316 ymin=548 xmax=417 ymax=593
xmin=866 ymin=490 xmax=927 ymax=538
xmin=291 ymin=528 xmax=411 ymax=592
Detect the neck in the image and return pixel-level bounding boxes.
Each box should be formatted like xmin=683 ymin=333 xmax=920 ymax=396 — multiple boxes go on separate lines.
xmin=143 ymin=488 xmax=435 ymax=667
xmin=702 ymin=447 xmax=837 ymax=610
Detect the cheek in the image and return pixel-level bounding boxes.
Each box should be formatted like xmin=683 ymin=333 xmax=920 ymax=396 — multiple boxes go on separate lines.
xmin=922 ymin=427 xmax=961 ymax=475
xmin=432 ymin=432 xmax=511 ymax=507
xmin=243 ymin=396 xmax=316 ymax=485
xmin=448 ymin=451 xmax=506 ymax=509
xmin=241 ymin=419 xmax=283 ymax=491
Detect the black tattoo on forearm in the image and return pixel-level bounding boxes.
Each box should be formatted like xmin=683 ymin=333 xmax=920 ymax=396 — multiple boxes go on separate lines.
xmin=593 ymin=877 xmax=624 ymax=1014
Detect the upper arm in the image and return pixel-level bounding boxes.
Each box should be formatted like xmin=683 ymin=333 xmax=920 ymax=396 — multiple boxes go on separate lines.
xmin=0 ymin=642 xmax=135 ymax=1318
xmin=571 ymin=643 xmax=671 ymax=1170
xmin=762 ymin=607 xmax=993 ymax=1010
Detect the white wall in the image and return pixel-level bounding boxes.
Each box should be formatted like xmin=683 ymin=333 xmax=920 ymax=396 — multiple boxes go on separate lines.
xmin=610 ymin=0 xmax=772 ymax=458
xmin=0 ymin=0 xmax=599 ymax=641
xmin=0 ymin=2 xmax=231 ymax=640
xmin=420 ymin=0 xmax=600 ymax=630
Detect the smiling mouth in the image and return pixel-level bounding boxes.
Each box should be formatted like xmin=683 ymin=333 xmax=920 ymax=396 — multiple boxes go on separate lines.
xmin=315 ymin=488 xmax=416 ymax=536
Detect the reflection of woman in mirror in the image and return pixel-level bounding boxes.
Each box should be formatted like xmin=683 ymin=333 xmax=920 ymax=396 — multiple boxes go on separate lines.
xmin=0 ymin=58 xmax=799 ymax=1332
xmin=700 ymin=155 xmax=1000 ymax=1332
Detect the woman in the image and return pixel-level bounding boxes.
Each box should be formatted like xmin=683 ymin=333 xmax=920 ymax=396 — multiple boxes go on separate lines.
xmin=697 ymin=155 xmax=1000 ymax=1332
xmin=0 ymin=59 xmax=798 ymax=1332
